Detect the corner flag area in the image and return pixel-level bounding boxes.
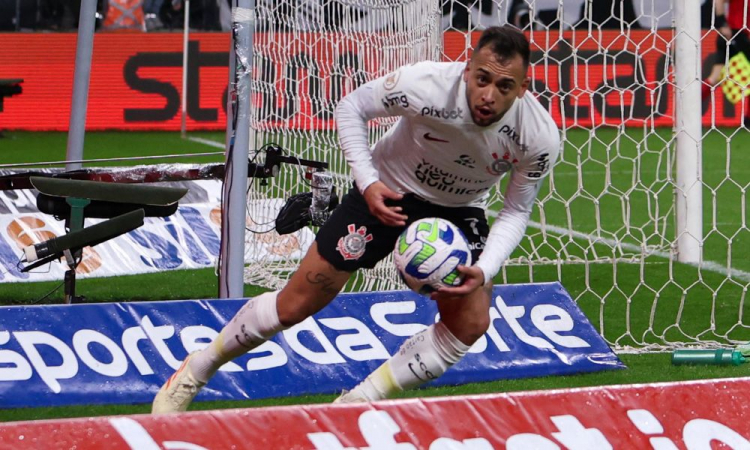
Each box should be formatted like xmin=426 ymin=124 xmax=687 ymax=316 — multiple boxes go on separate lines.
xmin=1 ymin=377 xmax=749 ymax=448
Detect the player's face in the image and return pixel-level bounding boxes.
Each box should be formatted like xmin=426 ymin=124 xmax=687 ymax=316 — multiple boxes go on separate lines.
xmin=463 ymin=47 xmax=530 ymax=127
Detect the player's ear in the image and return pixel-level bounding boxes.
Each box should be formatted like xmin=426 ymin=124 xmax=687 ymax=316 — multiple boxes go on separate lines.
xmin=463 ymin=60 xmax=471 ymax=82
xmin=518 ymin=76 xmax=531 ymax=97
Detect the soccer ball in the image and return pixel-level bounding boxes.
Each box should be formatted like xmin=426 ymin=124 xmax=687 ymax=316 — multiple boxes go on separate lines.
xmin=393 ymin=217 xmax=472 ymax=295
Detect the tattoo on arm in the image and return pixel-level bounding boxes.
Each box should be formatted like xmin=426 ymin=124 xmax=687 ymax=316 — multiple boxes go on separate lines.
xmin=305 ymin=271 xmax=340 ymax=296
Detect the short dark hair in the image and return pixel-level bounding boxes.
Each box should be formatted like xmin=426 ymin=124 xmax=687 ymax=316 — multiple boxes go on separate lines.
xmin=473 ymin=26 xmax=530 ymax=69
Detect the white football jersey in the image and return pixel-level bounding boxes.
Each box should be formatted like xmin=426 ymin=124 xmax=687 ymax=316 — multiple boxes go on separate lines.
xmin=337 ymin=60 xmax=559 ymax=208
xmin=335 ymin=60 xmax=561 ymax=282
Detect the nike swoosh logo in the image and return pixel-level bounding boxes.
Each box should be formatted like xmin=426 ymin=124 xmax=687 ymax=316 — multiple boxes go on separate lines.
xmin=423 ymin=132 xmax=449 ymax=143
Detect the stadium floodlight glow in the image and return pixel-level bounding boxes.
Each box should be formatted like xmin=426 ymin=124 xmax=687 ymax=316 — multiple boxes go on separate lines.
xmin=21 ymin=209 xmax=145 ymax=269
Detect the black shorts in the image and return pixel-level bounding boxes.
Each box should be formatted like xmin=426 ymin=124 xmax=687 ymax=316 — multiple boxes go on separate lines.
xmin=316 ymin=186 xmax=489 ymax=272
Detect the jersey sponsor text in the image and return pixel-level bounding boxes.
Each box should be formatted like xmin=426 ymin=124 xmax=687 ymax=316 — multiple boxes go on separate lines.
xmin=420 ymin=106 xmax=464 ymax=120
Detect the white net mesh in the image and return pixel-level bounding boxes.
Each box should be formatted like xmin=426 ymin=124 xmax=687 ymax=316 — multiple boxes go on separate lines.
xmin=244 ymin=0 xmax=750 ymax=350
xmin=244 ymin=0 xmax=442 ymax=291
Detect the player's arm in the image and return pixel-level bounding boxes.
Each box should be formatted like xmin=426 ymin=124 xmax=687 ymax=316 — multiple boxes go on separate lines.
xmin=434 ymin=137 xmax=560 ymax=300
xmin=335 ymin=66 xmax=423 ymax=226
xmin=474 ymin=140 xmax=559 ymax=283
xmin=431 ymin=171 xmax=542 ymax=300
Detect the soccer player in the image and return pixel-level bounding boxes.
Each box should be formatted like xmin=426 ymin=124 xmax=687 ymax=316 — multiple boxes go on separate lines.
xmin=152 ymin=25 xmax=560 ymax=413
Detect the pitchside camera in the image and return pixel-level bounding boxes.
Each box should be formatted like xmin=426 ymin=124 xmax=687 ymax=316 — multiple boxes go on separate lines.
xmin=276 ymin=185 xmax=339 ymax=235
xmin=22 ymin=209 xmax=145 ymax=268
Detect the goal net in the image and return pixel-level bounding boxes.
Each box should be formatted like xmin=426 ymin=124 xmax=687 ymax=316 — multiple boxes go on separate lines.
xmin=244 ymin=0 xmax=442 ymax=291
xmin=244 ymin=0 xmax=750 ymax=351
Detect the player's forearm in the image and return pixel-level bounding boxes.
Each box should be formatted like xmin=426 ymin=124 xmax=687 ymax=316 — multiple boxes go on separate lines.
xmin=474 ymin=207 xmax=530 ymax=284
xmin=475 ymin=171 xmax=543 ymax=283
xmin=335 ymin=89 xmax=380 ymax=194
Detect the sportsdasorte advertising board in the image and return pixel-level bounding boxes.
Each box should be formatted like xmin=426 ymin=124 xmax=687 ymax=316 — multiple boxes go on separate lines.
xmin=0 ymin=283 xmax=623 ymax=408
xmin=0 ymin=30 xmax=742 ymax=131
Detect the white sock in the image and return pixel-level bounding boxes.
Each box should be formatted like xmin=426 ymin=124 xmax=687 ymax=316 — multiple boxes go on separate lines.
xmin=347 ymin=362 xmax=399 ymax=401
xmin=189 ymin=291 xmax=286 ymax=383
xmin=349 ymin=322 xmax=470 ymax=400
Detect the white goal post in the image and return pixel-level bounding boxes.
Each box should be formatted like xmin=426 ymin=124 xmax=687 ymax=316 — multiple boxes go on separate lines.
xmin=225 ymin=0 xmax=750 ymax=351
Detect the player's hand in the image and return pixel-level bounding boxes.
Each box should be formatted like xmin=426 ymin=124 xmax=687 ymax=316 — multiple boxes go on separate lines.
xmin=363 ymin=181 xmax=408 ymax=226
xmin=430 ymin=265 xmax=485 ymax=301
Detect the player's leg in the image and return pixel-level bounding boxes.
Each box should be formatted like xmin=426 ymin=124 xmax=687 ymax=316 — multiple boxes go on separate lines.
xmin=336 ymin=282 xmax=491 ymax=403
xmin=188 ymin=241 xmax=351 ymax=381
xmin=336 ymin=204 xmax=491 ymax=403
xmin=152 ymin=243 xmax=351 ymax=413
xmin=153 ymin=185 xmax=398 ymax=413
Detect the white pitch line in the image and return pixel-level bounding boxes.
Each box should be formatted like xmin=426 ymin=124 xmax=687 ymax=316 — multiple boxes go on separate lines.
xmin=185 ymin=136 xmax=225 ymax=149
xmin=486 ymin=210 xmax=750 ymax=282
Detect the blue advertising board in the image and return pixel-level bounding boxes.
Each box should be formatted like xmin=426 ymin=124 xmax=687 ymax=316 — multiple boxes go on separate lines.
xmin=0 ymin=283 xmax=624 ymax=408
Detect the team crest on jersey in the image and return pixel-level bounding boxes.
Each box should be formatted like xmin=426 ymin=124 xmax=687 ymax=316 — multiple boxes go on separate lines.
xmin=337 ymin=224 xmax=373 ymax=260
xmin=384 ymin=70 xmax=401 ymax=91
xmin=486 ymin=152 xmax=517 ymax=176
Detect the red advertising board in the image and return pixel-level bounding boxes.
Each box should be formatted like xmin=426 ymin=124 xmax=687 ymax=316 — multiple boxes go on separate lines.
xmin=0 ymin=33 xmax=229 ymax=131
xmin=1 ymin=377 xmax=748 ymax=449
xmin=0 ymin=30 xmax=742 ymax=131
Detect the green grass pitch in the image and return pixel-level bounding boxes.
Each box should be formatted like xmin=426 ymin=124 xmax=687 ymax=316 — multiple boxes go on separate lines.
xmin=0 ymin=130 xmax=748 ymax=422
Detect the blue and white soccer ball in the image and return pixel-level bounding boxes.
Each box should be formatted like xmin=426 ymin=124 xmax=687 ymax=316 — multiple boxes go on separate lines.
xmin=393 ymin=217 xmax=473 ymax=295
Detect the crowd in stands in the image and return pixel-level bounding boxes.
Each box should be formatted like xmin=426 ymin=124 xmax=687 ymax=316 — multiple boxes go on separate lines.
xmin=0 ymin=0 xmax=229 ymax=31
xmin=453 ymin=0 xmax=717 ymax=32
xmin=0 ymin=0 xmax=723 ymax=33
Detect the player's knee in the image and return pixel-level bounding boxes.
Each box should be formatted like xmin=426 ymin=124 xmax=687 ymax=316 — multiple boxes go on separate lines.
xmin=465 ymin=314 xmax=491 ymax=345
xmin=451 ymin=312 xmax=490 ymax=346
xmin=461 ymin=289 xmax=492 ymax=344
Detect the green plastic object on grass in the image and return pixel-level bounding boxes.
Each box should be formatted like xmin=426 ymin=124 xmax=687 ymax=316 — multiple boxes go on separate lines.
xmin=671 ymin=349 xmax=746 ymax=366
xmin=737 ymin=342 xmax=750 ymax=357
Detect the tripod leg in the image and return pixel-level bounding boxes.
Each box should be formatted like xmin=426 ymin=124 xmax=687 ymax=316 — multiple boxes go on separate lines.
xmin=64 ymin=269 xmax=76 ymax=304
xmin=62 ymin=249 xmax=84 ymax=304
